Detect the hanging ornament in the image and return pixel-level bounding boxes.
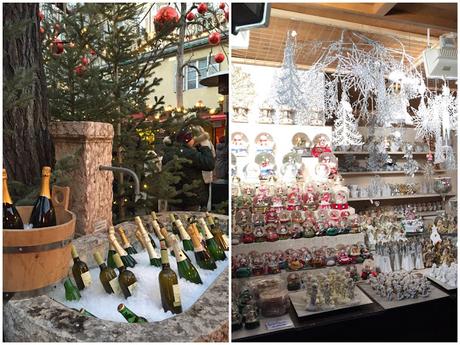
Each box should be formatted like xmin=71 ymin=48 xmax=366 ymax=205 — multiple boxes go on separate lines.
xmin=214 ymin=52 xmax=225 ymax=63
xmin=186 ymin=11 xmax=195 ymax=21
xmin=74 ymin=64 xmax=86 ymax=76
xmin=81 ymin=56 xmax=89 ymax=66
xmin=51 ymin=38 xmax=64 ymax=55
xmin=208 ymin=32 xmax=221 ymax=45
xmin=403 ymin=144 xmax=419 ymax=178
xmin=413 ymin=97 xmax=436 ymax=140
xmin=219 ymin=3 xmax=226 ymax=10
xmin=197 ymin=3 xmax=208 ymax=15
xmin=154 ymin=6 xmax=179 ymax=34
xmin=332 ymin=92 xmax=363 ymax=150
xmin=38 ymin=11 xmax=45 ymax=21
xmin=39 ymin=27 xmax=45 ymax=34
xmin=90 ymin=49 xmax=96 ymax=56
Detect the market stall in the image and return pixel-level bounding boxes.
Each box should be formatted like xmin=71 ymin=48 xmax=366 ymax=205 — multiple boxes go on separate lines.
xmin=230 ymin=3 xmax=457 ymax=341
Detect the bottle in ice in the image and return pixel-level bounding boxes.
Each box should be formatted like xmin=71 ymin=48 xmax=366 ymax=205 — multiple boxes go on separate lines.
xmin=29 ymin=166 xmax=56 ymax=228
xmin=113 ymin=253 xmax=138 ymax=299
xmin=167 ymin=233 xmax=202 ymax=284
xmin=71 ymin=245 xmax=92 ymax=290
xmin=94 ymin=251 xmax=119 ymax=294
xmin=206 ymin=213 xmax=229 ymax=251
xmin=3 ymin=169 xmax=24 ymax=229
xmin=134 ymin=216 xmax=161 ymax=267
xmin=187 ymin=224 xmax=216 ymax=271
xmin=198 ymin=218 xmax=226 ymax=261
xmin=108 ymin=226 xmax=137 ymax=267
xmin=159 ymin=241 xmax=183 ymax=314
xmin=117 ymin=304 xmax=148 ymax=323
xmin=118 ymin=226 xmax=137 ymax=254
xmin=170 ymin=213 xmax=194 ymax=252
xmin=64 ymin=277 xmax=81 ymax=301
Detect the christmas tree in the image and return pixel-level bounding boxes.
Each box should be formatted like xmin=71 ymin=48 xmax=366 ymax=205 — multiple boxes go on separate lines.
xmin=332 ymin=92 xmax=363 ymax=147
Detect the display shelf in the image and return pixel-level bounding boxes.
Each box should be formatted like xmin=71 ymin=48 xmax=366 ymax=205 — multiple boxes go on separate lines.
xmin=333 ymin=151 xmax=431 ymax=156
xmin=232 ymin=312 xmax=295 ymax=340
xmin=341 ymin=170 xmax=446 ymax=176
xmin=232 ymin=232 xmax=365 ymax=255
xmin=348 ymin=193 xmax=455 ymax=202
xmin=395 ymin=210 xmax=445 ymax=219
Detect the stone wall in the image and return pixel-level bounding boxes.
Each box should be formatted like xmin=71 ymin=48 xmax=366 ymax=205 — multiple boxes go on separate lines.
xmin=49 ymin=121 xmax=114 ymax=235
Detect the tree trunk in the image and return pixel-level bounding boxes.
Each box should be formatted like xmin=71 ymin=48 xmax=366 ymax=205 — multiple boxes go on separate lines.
xmin=3 ymin=3 xmax=54 ymax=184
xmin=175 ymin=3 xmax=187 ymax=108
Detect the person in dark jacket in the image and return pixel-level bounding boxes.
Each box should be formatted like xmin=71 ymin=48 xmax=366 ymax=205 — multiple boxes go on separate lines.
xmin=162 ymin=125 xmax=215 ymax=211
xmin=214 ymin=135 xmax=228 ymax=181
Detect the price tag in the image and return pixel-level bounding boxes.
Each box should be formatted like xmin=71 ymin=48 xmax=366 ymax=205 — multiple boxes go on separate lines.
xmin=265 ymin=319 xmax=293 ymax=331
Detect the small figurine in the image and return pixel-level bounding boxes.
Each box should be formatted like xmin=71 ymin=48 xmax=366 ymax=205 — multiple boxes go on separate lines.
xmin=306 ymin=282 xmax=319 ymax=311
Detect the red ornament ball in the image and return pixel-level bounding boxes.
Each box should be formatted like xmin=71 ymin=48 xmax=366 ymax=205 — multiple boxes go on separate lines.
xmin=197 ymin=3 xmax=208 ymax=15
xmin=39 ymin=27 xmax=45 ymax=34
xmin=81 ymin=56 xmax=89 ymax=66
xmin=90 ymin=49 xmax=96 ymax=56
xmin=186 ymin=11 xmax=195 ymax=21
xmin=154 ymin=6 xmax=179 ymax=33
xmin=74 ymin=64 xmax=86 ymax=76
xmin=219 ymin=2 xmax=226 ymax=10
xmin=214 ymin=52 xmax=225 ymax=64
xmin=38 ymin=11 xmax=45 ymax=21
xmin=208 ymin=32 xmax=221 ymax=45
xmin=52 ymin=38 xmax=64 ymax=54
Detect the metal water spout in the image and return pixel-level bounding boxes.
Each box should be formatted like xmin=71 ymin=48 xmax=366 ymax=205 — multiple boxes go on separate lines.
xmin=99 ymin=165 xmax=141 ymax=202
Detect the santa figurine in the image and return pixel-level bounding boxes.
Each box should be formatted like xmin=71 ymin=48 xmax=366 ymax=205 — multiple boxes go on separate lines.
xmin=311 ymin=134 xmax=332 ymax=157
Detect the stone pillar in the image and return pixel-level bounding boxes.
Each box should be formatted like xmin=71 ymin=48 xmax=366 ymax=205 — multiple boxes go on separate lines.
xmin=49 ymin=121 xmax=114 ymax=235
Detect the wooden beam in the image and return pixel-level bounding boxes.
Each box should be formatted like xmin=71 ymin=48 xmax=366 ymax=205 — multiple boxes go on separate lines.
xmin=373 ymin=3 xmax=397 ymax=16
xmin=271 ymin=8 xmax=436 ymax=45
xmin=231 ymin=56 xmax=337 ymax=73
xmin=271 ymin=3 xmax=452 ymax=37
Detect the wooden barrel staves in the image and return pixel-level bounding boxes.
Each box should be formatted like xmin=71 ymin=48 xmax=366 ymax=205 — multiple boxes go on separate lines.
xmin=3 ymin=186 xmax=76 ymax=293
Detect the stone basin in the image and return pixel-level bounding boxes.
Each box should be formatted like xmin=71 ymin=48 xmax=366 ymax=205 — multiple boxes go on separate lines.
xmin=3 ymin=213 xmax=229 ymax=342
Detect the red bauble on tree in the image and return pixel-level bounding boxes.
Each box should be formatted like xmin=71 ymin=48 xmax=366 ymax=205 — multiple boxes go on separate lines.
xmin=219 ymin=3 xmax=226 ymax=10
xmin=74 ymin=64 xmax=86 ymax=76
xmin=186 ymin=11 xmax=195 ymax=21
xmin=52 ymin=38 xmax=64 ymax=55
xmin=38 ymin=11 xmax=45 ymax=21
xmin=90 ymin=49 xmax=96 ymax=56
xmin=39 ymin=27 xmax=45 ymax=34
xmin=214 ymin=52 xmax=225 ymax=63
xmin=197 ymin=3 xmax=208 ymax=15
xmin=208 ymin=32 xmax=221 ymax=45
xmin=81 ymin=56 xmax=89 ymax=66
xmin=154 ymin=6 xmax=179 ymax=34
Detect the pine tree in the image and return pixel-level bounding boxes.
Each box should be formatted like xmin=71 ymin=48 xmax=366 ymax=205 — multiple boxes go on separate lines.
xmin=332 ymin=92 xmax=363 ymax=147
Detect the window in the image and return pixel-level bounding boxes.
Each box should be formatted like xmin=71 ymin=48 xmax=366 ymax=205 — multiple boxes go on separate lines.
xmin=182 ymin=57 xmax=220 ymax=91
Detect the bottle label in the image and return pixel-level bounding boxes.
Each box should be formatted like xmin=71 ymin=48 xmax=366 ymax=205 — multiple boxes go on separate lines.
xmin=109 ymin=277 xmax=122 ymax=295
xmin=81 ymin=271 xmax=92 ymax=287
xmin=174 ymin=246 xmax=187 ymax=262
xmin=172 ymin=284 xmax=181 ymax=307
xmin=128 ymin=282 xmax=138 ymax=295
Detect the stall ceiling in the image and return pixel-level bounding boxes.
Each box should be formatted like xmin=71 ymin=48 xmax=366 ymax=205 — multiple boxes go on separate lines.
xmin=232 ymin=3 xmax=457 ymax=71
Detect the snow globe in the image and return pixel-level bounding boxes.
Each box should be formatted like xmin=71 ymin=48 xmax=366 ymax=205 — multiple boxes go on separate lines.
xmin=235 ymin=209 xmax=252 ymax=226
xmin=292 ymin=132 xmax=311 ymax=156
xmin=314 ymin=163 xmax=331 ymax=182
xmin=258 ymin=103 xmax=275 ymax=124
xmin=241 ymin=224 xmax=255 ymax=244
xmin=252 ymin=212 xmax=265 ymax=227
xmin=254 ymin=133 xmax=275 ymax=154
xmin=267 ymin=254 xmax=281 ymax=274
xmin=311 ymin=133 xmax=332 ymax=158
xmin=318 ymin=183 xmax=333 ymax=209
xmin=279 ymin=106 xmax=295 ymax=125
xmin=277 ymin=223 xmax=290 ymax=240
xmin=255 ymin=152 xmax=276 ymax=180
xmin=309 ymin=106 xmax=326 ymax=126
xmin=281 ymin=152 xmax=303 ymax=184
xmin=287 ymin=250 xmax=304 ymax=271
xmin=290 ymin=223 xmax=303 ymax=239
xmin=231 ymin=132 xmax=249 ymax=157
xmin=302 ymin=183 xmax=319 ymax=211
xmin=318 ymin=152 xmax=338 ymax=178
xmin=243 ymin=163 xmax=261 ymax=183
xmin=265 ymin=224 xmax=279 ymax=242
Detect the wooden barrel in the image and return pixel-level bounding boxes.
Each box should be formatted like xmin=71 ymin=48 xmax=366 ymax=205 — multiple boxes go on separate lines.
xmin=3 ymin=186 xmax=76 ymax=292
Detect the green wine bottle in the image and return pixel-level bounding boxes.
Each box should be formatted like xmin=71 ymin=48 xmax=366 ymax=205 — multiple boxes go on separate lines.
xmin=71 ymin=245 xmax=92 ymax=290
xmin=3 ymin=169 xmax=24 ymax=229
xmin=109 ymin=226 xmax=137 ymax=268
xmin=64 ymin=277 xmax=81 ymax=301
xmin=206 ymin=213 xmax=229 ymax=251
xmin=117 ymin=304 xmax=148 ymax=323
xmin=79 ymin=308 xmax=96 ymax=317
xmin=188 ymin=225 xmax=217 ymax=270
xmin=113 ymin=253 xmax=138 ymax=299
xmin=107 ymin=243 xmax=117 ymax=269
xmin=118 ymin=226 xmax=137 ymax=255
xmin=159 ymin=241 xmax=183 ymax=314
xmin=151 ymin=214 xmax=166 ymax=245
xmin=198 ymin=218 xmax=226 ymax=261
xmin=134 ymin=216 xmax=161 ymax=267
xmin=170 ymin=214 xmax=194 ymax=252
xmin=94 ymin=251 xmax=119 ymax=294
xmin=29 ymin=166 xmax=56 ymax=228
xmin=135 ymin=230 xmax=146 ymax=250
xmin=168 ymin=233 xmax=202 ymax=284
